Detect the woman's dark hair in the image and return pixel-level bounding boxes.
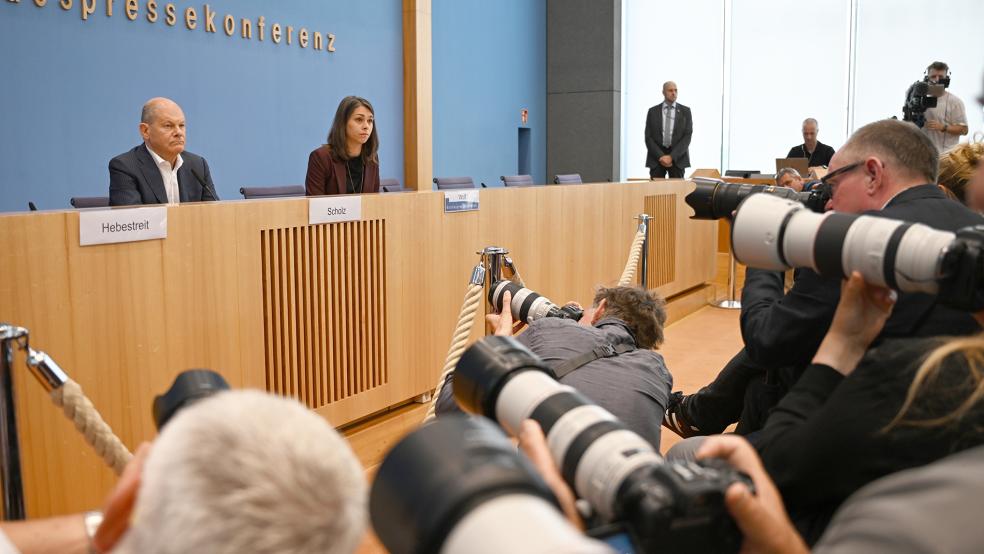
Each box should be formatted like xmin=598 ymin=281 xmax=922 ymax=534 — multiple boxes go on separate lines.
xmin=326 ymin=96 xmax=379 ymax=164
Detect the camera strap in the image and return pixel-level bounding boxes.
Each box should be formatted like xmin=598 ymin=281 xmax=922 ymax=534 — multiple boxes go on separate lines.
xmin=552 ymin=342 xmax=637 ymax=380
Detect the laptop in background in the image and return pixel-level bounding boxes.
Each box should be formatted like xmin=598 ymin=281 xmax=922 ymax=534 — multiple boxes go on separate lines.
xmin=775 ymin=157 xmax=810 ymax=177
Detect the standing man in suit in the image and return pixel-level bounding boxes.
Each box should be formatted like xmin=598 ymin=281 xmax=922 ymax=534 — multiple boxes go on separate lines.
xmin=645 ymin=81 xmax=693 ymax=179
xmin=109 ymin=97 xmax=218 ymax=206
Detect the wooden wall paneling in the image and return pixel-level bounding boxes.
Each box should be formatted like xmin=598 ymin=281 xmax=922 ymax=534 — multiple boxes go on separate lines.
xmin=0 ymin=184 xmax=715 ymax=517
xmin=402 ymin=0 xmax=432 ymax=190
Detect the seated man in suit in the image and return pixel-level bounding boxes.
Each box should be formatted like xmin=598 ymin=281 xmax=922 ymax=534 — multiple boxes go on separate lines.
xmin=109 ymin=97 xmax=218 ymax=206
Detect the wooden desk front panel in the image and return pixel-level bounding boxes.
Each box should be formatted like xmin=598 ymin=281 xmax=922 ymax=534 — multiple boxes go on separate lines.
xmin=0 ymin=180 xmax=714 ymax=516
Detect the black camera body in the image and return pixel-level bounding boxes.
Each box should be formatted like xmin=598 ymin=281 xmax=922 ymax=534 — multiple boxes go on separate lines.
xmin=685 ymin=179 xmax=830 ymax=221
xmin=455 ymin=336 xmax=752 ymax=553
xmin=902 ymin=80 xmax=944 ymax=128
xmin=607 ymin=458 xmax=750 ymax=553
xmin=936 ymin=226 xmax=984 ymax=311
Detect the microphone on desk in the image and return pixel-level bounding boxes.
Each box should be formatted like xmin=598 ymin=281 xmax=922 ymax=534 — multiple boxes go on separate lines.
xmin=28 ymin=202 xmax=38 ymax=211
xmin=190 ymin=167 xmax=217 ymax=201
xmin=480 ymin=182 xmax=487 ymax=188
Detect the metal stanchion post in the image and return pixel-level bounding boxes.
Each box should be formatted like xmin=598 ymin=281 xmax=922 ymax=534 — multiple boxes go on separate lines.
xmin=637 ymin=214 xmax=650 ymax=288
xmin=0 ymin=325 xmax=26 ymax=520
xmin=715 ymin=252 xmax=741 ymax=309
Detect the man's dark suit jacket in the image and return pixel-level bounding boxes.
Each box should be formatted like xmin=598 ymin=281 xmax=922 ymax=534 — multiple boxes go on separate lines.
xmin=645 ymin=103 xmax=693 ymax=170
xmin=740 ymin=184 xmax=984 ymax=371
xmin=109 ymin=144 xmax=219 ymax=206
xmin=786 ymin=141 xmax=835 ymax=167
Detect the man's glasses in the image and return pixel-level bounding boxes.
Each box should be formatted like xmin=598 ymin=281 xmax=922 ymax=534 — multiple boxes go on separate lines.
xmin=821 ymin=161 xmax=865 ymax=189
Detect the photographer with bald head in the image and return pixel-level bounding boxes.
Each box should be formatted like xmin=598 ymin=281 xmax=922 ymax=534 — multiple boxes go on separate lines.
xmin=109 ymin=97 xmax=218 ymax=206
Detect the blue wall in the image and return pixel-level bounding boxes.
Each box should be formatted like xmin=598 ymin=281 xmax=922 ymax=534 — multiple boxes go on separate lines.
xmin=432 ymin=0 xmax=546 ymax=188
xmin=0 ymin=1 xmax=403 ymax=212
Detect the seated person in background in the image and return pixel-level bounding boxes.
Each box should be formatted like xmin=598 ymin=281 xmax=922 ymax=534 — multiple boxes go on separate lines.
xmin=437 ymin=286 xmax=673 ymax=450
xmin=787 ymin=118 xmax=835 ymax=168
xmin=664 ymin=119 xmax=984 ymax=439
xmin=109 ymin=97 xmax=218 ymax=206
xmin=938 ymin=141 xmax=984 ymax=209
xmin=306 ymin=96 xmax=381 ymax=195
xmin=775 ymin=167 xmax=805 ymax=191
xmin=111 ymin=390 xmax=366 ymax=554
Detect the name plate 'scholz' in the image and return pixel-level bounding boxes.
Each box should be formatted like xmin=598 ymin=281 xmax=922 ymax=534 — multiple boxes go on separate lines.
xmin=102 ymin=221 xmax=151 ymax=233
xmin=326 ymin=207 xmax=347 ymax=216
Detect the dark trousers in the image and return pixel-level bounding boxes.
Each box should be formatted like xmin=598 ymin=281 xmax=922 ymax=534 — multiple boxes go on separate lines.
xmin=681 ymin=348 xmax=767 ymax=434
xmin=649 ymin=165 xmax=685 ymax=179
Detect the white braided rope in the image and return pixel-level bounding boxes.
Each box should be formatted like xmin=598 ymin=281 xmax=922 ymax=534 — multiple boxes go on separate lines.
xmin=617 ymin=227 xmax=648 ymax=286
xmin=423 ymin=283 xmax=485 ymax=423
xmin=51 ymin=379 xmax=132 ymax=475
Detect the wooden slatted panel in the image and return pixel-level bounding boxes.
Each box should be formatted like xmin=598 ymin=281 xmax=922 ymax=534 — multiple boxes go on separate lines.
xmin=261 ymin=220 xmax=388 ymax=408
xmin=644 ymin=194 xmax=677 ymax=288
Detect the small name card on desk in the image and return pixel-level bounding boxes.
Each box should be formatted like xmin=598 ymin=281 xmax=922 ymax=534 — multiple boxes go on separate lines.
xmin=444 ymin=190 xmax=480 ymax=213
xmin=309 ymin=196 xmax=362 ymax=224
xmin=79 ymin=207 xmax=167 ymax=246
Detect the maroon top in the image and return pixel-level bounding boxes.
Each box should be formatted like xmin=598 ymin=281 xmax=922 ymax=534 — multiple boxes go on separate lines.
xmin=305 ymin=145 xmax=380 ymax=196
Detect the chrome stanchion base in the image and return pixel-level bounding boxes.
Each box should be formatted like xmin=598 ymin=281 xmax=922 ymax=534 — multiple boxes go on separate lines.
xmin=713 ymin=299 xmax=742 ymax=310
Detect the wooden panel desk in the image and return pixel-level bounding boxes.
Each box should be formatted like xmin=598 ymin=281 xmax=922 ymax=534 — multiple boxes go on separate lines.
xmin=0 ymin=180 xmax=715 ymax=516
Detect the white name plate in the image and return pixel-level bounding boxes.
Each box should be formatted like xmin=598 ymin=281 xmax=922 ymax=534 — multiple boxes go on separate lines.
xmin=79 ymin=207 xmax=167 ymax=246
xmin=309 ymin=196 xmax=362 ymax=224
xmin=444 ymin=190 xmax=480 ymax=213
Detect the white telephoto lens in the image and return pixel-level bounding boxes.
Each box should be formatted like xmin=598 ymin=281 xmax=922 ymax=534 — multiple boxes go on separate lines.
xmin=573 ymin=429 xmax=663 ymax=522
xmin=441 ymin=494 xmax=613 ymax=554
xmin=892 ymin=224 xmax=955 ymax=294
xmin=731 ymin=194 xmax=805 ymax=270
xmin=495 ymin=371 xmax=575 ymax=437
xmin=840 ymin=216 xmax=908 ymax=288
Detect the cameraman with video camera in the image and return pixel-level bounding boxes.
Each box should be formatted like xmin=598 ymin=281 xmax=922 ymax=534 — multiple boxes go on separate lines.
xmin=922 ymin=61 xmax=969 ymax=153
xmin=435 ymin=285 xmax=673 ymax=450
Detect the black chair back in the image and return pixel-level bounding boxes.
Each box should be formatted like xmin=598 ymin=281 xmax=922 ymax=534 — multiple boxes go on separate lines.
xmin=433 ymin=176 xmax=476 ymax=190
xmin=380 ymin=178 xmax=404 ymax=193
xmin=500 ymin=175 xmax=535 ymax=187
xmin=553 ymin=174 xmax=583 ymax=185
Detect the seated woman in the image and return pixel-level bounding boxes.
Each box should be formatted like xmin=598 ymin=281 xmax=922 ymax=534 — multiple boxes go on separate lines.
xmin=753 ymin=272 xmax=984 ymax=544
xmin=306 ymin=96 xmax=380 ymax=195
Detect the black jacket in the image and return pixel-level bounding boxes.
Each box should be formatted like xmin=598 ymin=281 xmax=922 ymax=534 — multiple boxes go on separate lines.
xmin=786 ymin=141 xmax=835 ymax=167
xmin=109 ymin=144 xmax=218 ymax=206
xmin=756 ymin=337 xmax=984 ymax=544
xmin=740 ymin=184 xmax=984 ymax=371
xmin=645 ymin=103 xmax=693 ymax=169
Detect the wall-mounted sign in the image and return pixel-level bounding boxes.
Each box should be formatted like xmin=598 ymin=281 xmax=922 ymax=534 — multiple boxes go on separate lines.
xmin=79 ymin=206 xmax=167 ymax=246
xmin=309 ymin=196 xmax=362 ymax=224
xmin=444 ymin=190 xmax=479 ymax=213
xmin=4 ymin=0 xmax=336 ymax=57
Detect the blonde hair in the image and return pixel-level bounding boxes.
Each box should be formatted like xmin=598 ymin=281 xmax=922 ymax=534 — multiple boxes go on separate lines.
xmin=886 ymin=333 xmax=984 ymax=430
xmin=938 ymin=142 xmax=984 ymax=206
xmin=118 ymin=390 xmax=366 ymax=554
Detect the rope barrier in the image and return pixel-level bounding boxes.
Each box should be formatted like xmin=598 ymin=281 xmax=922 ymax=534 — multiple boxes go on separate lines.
xmin=423 ymin=283 xmax=485 ymax=423
xmin=617 ymin=226 xmax=648 ymax=286
xmin=51 ymin=379 xmax=132 ymax=475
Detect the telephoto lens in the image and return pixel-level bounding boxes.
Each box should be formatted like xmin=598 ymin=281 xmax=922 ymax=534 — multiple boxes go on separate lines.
xmin=685 ymin=178 xmax=830 ymax=220
xmin=369 ymin=415 xmax=612 ymax=554
xmin=454 ymin=336 xmax=749 ymax=554
xmin=731 ymin=193 xmax=957 ymax=295
xmin=489 ymin=280 xmax=584 ymax=325
xmin=152 ymin=369 xmax=230 ymax=430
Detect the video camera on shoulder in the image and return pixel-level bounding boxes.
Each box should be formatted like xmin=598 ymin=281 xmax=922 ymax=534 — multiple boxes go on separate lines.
xmin=902 ymin=80 xmax=945 ymax=128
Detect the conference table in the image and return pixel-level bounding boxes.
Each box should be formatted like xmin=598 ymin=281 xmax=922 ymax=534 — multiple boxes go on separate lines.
xmin=0 ymin=180 xmax=715 ymax=516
